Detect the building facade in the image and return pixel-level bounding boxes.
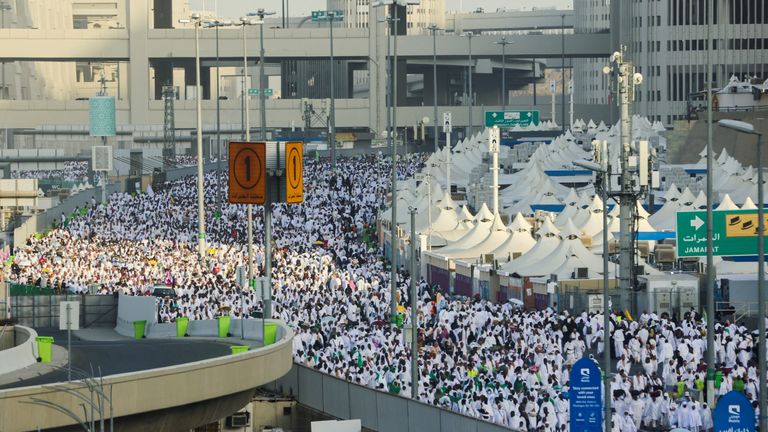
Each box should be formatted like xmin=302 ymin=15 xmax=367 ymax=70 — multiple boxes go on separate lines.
xmin=327 ymin=0 xmax=445 ymax=34
xmin=574 ymin=0 xmax=768 ymax=125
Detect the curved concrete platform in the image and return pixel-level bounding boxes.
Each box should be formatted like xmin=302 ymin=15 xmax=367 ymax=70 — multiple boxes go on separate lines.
xmin=0 ymin=321 xmax=294 ymax=432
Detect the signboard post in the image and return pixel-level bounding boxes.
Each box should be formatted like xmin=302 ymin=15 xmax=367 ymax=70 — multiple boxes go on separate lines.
xmin=59 ymin=301 xmax=80 ymax=382
xmin=228 ymin=142 xmax=267 ymax=205
xmin=285 ymin=142 xmax=304 ymax=204
xmin=714 ymin=390 xmax=755 ymax=432
xmin=570 ymin=357 xmax=602 ymax=432
xmin=484 ymin=110 xmax=540 ymax=128
xmin=676 ymin=209 xmax=768 ymax=257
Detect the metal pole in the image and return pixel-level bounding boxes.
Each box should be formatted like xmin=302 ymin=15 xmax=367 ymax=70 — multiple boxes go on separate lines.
xmin=67 ymin=303 xmax=72 ymax=382
xmin=329 ymin=13 xmax=337 ymax=171
xmin=260 ymin=16 xmax=272 ymax=321
xmin=705 ymin=0 xmax=716 ymax=409
xmin=409 ymin=208 xmax=418 ymax=400
xmin=601 ymin=141 xmax=612 ymax=432
xmin=501 ymin=40 xmax=506 ymax=110
xmin=390 ymin=7 xmax=399 ymax=323
xmin=467 ymin=33 xmax=473 ymax=137
xmin=243 ymin=20 xmax=251 ymax=341
xmin=216 ymin=23 xmax=222 ymax=215
xmin=446 ymin=130 xmax=451 ymax=194
xmin=431 ymin=25 xmax=438 ymax=153
xmin=561 ymin=14 xmax=566 ymax=131
xmin=758 ymin=131 xmax=766 ymax=432
xmin=194 ymin=18 xmax=206 ymax=259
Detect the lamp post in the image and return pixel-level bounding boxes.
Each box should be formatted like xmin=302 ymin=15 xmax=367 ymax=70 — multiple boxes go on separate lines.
xmin=204 ymin=19 xmax=232 ymax=217
xmin=179 ymin=13 xmax=206 ymax=259
xmin=319 ymin=11 xmax=344 ymax=171
xmin=705 ymin=0 xmax=716 ymax=409
xmin=718 ymin=119 xmax=764 ymax=432
xmin=374 ymin=0 xmax=419 ymax=325
xmin=561 ymin=14 xmax=566 ymax=132
xmin=427 ymin=24 xmax=439 ymax=153
xmin=240 ymin=16 xmax=256 ymax=340
xmin=247 ymin=8 xmax=275 ymax=325
xmin=0 ymin=2 xmax=10 ymax=100
xmin=496 ymin=36 xmax=512 ymax=110
xmin=462 ymin=31 xmax=475 ymax=138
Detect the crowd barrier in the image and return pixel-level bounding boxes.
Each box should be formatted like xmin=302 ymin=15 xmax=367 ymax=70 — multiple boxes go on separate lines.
xmin=265 ymin=364 xmax=521 ymax=432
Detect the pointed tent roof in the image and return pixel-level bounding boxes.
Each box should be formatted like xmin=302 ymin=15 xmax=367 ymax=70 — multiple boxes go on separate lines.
xmin=458 ymin=205 xmax=474 ymax=222
xmin=692 ymin=191 xmax=707 ymax=209
xmin=716 ymin=194 xmax=739 ymax=210
xmin=473 ymin=203 xmax=494 ymax=222
xmin=536 ymin=216 xmax=561 ymax=238
xmin=742 ymin=196 xmax=758 ymax=209
xmin=508 ymin=212 xmax=533 ymax=232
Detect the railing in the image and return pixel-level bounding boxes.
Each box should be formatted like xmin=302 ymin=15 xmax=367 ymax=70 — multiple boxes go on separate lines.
xmin=716 ymin=300 xmax=760 ymax=324
xmin=265 ymin=364 xmax=520 ymax=432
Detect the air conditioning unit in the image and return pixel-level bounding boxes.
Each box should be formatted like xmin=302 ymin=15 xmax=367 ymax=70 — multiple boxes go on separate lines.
xmin=576 ymin=267 xmax=589 ymax=279
xmin=226 ymin=412 xmax=250 ymax=428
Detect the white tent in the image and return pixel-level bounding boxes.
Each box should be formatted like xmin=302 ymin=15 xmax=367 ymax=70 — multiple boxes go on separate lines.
xmin=491 ymin=213 xmax=537 ymax=262
xmin=499 ymin=217 xmax=562 ymax=273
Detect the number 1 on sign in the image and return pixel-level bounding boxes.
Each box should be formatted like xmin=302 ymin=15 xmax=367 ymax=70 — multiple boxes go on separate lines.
xmin=244 ymin=156 xmax=251 ymax=182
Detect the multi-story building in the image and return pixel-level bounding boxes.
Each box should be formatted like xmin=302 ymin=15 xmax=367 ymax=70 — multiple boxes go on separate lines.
xmin=574 ymin=0 xmax=768 ymax=126
xmin=327 ymin=0 xmax=445 ymax=34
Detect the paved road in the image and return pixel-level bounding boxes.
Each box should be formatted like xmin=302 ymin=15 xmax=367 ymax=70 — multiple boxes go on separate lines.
xmin=0 ymin=328 xmax=234 ymax=389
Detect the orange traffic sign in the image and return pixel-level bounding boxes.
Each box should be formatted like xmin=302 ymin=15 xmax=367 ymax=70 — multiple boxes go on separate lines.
xmin=229 ymin=142 xmax=266 ymax=204
xmin=285 ymin=142 xmax=304 ymax=204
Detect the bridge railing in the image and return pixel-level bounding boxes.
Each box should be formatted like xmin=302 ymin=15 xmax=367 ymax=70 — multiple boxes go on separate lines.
xmin=265 ymin=364 xmax=522 ymax=432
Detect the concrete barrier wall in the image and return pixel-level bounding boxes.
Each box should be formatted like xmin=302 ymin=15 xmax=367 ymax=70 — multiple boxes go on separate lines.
xmin=13 ymin=181 xmax=126 ymax=248
xmin=9 ymin=293 xmax=117 ymax=329
xmin=0 ymin=321 xmax=294 ymax=432
xmin=0 ymin=325 xmax=38 ymax=376
xmin=266 ymin=365 xmax=519 ymax=432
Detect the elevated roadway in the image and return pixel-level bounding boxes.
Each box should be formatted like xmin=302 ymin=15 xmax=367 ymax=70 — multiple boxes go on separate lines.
xmin=0 ymin=322 xmax=293 ymax=432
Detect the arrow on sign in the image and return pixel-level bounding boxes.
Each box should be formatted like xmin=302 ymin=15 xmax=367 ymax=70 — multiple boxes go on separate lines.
xmin=691 ymin=216 xmax=704 ymax=231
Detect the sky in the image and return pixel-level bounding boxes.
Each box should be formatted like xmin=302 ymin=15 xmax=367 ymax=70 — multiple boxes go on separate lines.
xmin=191 ymin=0 xmax=572 ymax=19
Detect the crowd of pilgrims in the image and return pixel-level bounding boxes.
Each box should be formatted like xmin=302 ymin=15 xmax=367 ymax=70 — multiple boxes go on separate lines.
xmin=4 ymin=152 xmax=760 ymax=431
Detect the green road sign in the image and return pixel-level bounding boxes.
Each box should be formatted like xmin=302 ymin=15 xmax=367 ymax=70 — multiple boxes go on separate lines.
xmin=676 ymin=209 xmax=768 ymax=257
xmin=485 ymin=110 xmax=539 ymax=128
xmin=248 ymin=88 xmax=273 ymax=97
xmin=312 ymin=10 xmax=343 ymax=21
xmin=311 ymin=11 xmax=326 ymax=21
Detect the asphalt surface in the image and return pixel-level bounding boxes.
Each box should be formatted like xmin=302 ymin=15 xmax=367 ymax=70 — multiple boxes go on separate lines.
xmin=0 ymin=329 xmax=234 ymax=389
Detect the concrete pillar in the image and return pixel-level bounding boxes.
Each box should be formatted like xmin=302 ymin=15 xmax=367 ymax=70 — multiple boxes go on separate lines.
xmin=129 ymin=0 xmax=151 ymax=125
xmin=368 ymin=4 xmax=386 ymax=136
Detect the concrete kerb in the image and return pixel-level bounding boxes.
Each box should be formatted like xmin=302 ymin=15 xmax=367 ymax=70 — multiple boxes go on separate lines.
xmin=0 ymin=326 xmax=39 ymax=376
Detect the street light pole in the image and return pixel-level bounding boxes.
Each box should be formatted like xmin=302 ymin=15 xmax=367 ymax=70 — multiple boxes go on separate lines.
xmin=0 ymin=3 xmax=9 ymax=100
xmin=561 ymin=14 xmax=566 ymax=131
xmin=326 ymin=11 xmax=342 ymax=171
xmin=241 ymin=16 xmax=253 ymax=341
xmin=496 ymin=36 xmax=511 ymax=110
xmin=705 ymin=0 xmax=716 ymax=409
xmin=428 ymin=24 xmax=439 ymax=153
xmin=462 ymin=32 xmax=475 ymax=138
xmin=180 ymin=13 xmax=206 ymax=260
xmin=248 ymin=8 xmax=275 ymax=322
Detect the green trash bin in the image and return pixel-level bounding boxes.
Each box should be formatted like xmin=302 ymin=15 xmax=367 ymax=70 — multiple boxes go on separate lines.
xmin=264 ymin=323 xmax=278 ymax=346
xmin=133 ymin=320 xmax=147 ymax=340
xmin=176 ymin=317 xmax=189 ymax=337
xmin=230 ymin=345 xmax=250 ymax=355
xmin=35 ymin=336 xmax=54 ymax=363
xmin=217 ymin=316 xmax=231 ymax=338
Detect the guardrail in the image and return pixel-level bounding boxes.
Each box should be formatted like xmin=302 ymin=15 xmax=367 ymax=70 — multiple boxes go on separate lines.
xmin=265 ymin=364 xmax=520 ymax=432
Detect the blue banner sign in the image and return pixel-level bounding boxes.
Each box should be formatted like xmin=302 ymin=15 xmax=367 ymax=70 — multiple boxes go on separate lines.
xmin=570 ymin=357 xmax=602 ymax=432
xmin=714 ymin=391 xmax=755 ymax=432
